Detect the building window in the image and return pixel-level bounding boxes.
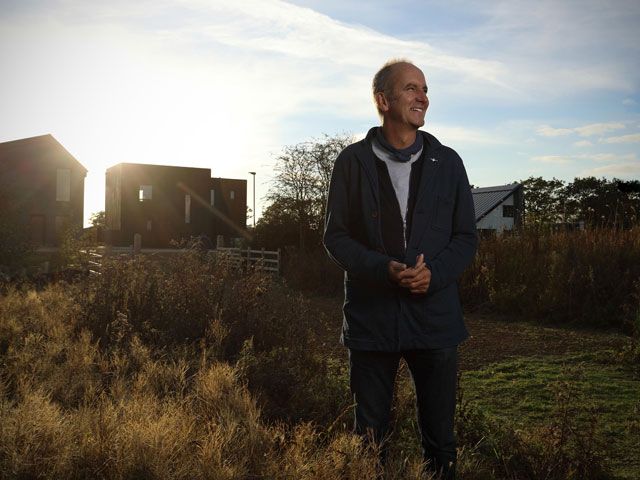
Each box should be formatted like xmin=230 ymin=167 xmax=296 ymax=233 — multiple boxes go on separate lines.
xmin=185 ymin=194 xmax=191 ymax=224
xmin=503 ymin=205 xmax=515 ymax=218
xmin=139 ymin=185 xmax=152 ymax=201
xmin=56 ymin=169 xmax=71 ymax=201
xmin=210 ymin=189 xmax=215 ymax=206
xmin=230 ymin=190 xmax=235 ymax=200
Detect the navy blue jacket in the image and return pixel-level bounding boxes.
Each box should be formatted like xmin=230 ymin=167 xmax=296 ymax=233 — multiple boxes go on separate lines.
xmin=323 ymin=128 xmax=477 ymax=351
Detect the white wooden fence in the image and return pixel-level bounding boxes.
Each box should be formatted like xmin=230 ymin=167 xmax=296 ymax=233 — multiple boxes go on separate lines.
xmin=86 ymin=249 xmax=103 ymax=277
xmin=79 ymin=246 xmax=281 ymax=275
xmin=214 ymin=247 xmax=281 ymax=274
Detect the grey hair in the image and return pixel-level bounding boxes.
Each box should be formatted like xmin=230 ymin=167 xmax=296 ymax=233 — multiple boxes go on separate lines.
xmin=372 ymin=58 xmax=413 ymax=114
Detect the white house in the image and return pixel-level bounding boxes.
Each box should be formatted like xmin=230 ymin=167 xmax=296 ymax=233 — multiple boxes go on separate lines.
xmin=472 ymin=183 xmax=523 ymax=234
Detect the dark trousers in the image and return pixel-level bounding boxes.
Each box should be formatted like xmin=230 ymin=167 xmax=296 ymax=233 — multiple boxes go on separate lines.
xmin=349 ymin=347 xmax=458 ymax=478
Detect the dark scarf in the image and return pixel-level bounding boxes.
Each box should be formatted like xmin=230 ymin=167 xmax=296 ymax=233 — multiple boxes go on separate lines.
xmin=375 ymin=127 xmax=423 ymax=163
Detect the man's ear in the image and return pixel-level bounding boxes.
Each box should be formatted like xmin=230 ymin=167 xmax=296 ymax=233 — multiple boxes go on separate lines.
xmin=375 ymin=91 xmax=389 ymax=113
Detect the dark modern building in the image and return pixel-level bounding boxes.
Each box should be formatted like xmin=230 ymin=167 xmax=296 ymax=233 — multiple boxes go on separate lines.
xmin=210 ymin=176 xmax=248 ymax=240
xmin=105 ymin=163 xmax=246 ymax=247
xmin=0 ymin=134 xmax=87 ymax=246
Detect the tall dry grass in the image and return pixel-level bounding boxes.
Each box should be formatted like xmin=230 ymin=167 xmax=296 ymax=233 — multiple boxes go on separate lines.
xmin=283 ymin=228 xmax=640 ymax=331
xmin=76 ymin=252 xmax=349 ymax=425
xmin=0 ymin=249 xmax=619 ymax=479
xmin=460 ymin=228 xmax=640 ymax=330
xmin=0 ymin=283 xmax=385 ymax=479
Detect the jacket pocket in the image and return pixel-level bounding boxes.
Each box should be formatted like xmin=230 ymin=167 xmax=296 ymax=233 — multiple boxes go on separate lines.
xmin=431 ymin=195 xmax=454 ymax=233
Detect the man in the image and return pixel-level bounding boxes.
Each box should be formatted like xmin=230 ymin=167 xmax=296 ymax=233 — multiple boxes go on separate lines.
xmin=323 ymin=59 xmax=477 ymax=478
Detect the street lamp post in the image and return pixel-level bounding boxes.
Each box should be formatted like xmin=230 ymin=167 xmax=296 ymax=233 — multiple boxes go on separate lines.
xmin=248 ymin=171 xmax=256 ymax=229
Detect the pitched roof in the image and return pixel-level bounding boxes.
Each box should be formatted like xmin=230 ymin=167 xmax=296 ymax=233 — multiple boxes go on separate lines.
xmin=0 ymin=134 xmax=87 ymax=172
xmin=472 ymin=183 xmax=521 ymax=221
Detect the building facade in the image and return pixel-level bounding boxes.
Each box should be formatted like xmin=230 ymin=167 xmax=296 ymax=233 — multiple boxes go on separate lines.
xmin=0 ymin=134 xmax=87 ymax=246
xmin=105 ymin=163 xmax=246 ymax=247
xmin=472 ymin=183 xmax=524 ymax=234
xmin=209 ymin=177 xmax=248 ymax=240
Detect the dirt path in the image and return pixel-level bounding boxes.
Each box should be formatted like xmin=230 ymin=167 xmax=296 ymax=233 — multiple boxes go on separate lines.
xmin=309 ymin=295 xmax=628 ymax=370
xmin=460 ymin=313 xmax=627 ymax=370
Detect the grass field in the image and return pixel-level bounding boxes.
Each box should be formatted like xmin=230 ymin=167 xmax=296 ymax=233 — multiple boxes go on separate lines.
xmin=459 ymin=312 xmax=638 ymax=478
xmin=461 ymin=353 xmax=639 ymax=479
xmin=310 ymin=295 xmax=639 ymax=479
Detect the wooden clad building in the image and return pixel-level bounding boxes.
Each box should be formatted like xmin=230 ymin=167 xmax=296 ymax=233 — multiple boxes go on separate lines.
xmin=0 ymin=134 xmax=87 ymax=246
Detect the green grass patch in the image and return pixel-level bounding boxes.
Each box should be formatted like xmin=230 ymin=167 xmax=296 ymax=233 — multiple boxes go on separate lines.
xmin=461 ymin=352 xmax=640 ymax=479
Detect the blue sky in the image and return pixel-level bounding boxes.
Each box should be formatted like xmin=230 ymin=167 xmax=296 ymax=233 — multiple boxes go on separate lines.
xmin=1 ymin=0 xmax=639 ymax=225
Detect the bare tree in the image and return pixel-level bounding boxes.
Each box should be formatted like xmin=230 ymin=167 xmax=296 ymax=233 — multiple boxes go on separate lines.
xmin=263 ymin=133 xmax=353 ymax=250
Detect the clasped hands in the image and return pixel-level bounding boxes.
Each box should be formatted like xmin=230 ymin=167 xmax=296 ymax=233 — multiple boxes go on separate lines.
xmin=388 ymin=253 xmax=431 ymax=294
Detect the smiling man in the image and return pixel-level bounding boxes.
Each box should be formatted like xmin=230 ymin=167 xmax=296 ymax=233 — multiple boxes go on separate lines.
xmin=323 ymin=59 xmax=477 ymax=478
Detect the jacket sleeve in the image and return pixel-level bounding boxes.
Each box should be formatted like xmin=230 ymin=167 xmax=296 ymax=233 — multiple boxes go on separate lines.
xmin=424 ymin=156 xmax=478 ymax=293
xmin=323 ymin=152 xmax=393 ymax=286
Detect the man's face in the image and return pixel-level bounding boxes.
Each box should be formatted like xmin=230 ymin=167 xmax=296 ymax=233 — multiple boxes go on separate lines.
xmin=379 ymin=63 xmax=429 ymax=131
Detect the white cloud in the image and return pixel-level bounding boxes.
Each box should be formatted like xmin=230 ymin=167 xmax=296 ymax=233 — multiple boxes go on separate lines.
xmin=574 ymin=122 xmax=626 ymax=137
xmin=428 ymin=125 xmax=508 ymax=145
xmin=536 ymin=122 xmax=625 ymax=138
xmin=579 ymin=153 xmax=637 ymax=163
xmin=601 ymin=133 xmax=640 ymax=144
xmin=622 ymin=98 xmax=637 ymax=106
xmin=581 ymin=160 xmax=640 ymax=178
xmin=531 ymin=155 xmax=572 ymax=164
xmin=573 ymin=140 xmax=593 ymax=147
xmin=159 ymin=0 xmax=513 ymax=99
xmin=452 ymin=1 xmax=640 ymax=95
xmin=536 ymin=125 xmax=573 ymax=137
xmin=0 ymin=1 xmax=517 ymax=137
xmin=531 ymin=152 xmax=636 ymax=165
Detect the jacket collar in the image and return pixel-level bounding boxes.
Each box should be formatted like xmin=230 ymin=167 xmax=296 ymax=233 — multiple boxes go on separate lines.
xmin=354 ymin=127 xmax=442 ymax=204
